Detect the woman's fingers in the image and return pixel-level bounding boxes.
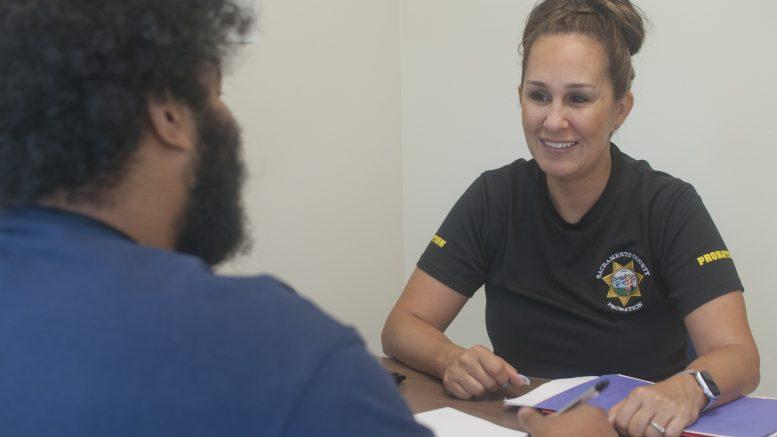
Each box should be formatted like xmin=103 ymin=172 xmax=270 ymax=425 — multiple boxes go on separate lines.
xmin=516 ymin=407 xmax=544 ymax=433
xmin=442 ymin=345 xmax=526 ymax=399
xmin=645 ymin=409 xmax=674 ymax=437
xmin=442 ymin=379 xmax=470 ymax=400
xmin=612 ymin=391 xmax=643 ymax=435
xmin=611 ymin=380 xmax=703 ymax=436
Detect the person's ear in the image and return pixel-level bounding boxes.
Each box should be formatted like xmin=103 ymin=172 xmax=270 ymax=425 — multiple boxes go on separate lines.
xmin=518 ymin=85 xmax=524 ymax=106
xmin=613 ymin=90 xmax=634 ymax=131
xmin=146 ymin=92 xmax=197 ymax=153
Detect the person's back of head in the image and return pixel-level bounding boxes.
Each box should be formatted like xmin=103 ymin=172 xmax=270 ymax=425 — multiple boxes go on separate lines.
xmin=0 ymin=0 xmax=253 ymax=265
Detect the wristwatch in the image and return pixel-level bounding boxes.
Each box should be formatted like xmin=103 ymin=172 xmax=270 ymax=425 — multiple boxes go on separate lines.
xmin=680 ymin=369 xmax=720 ymax=412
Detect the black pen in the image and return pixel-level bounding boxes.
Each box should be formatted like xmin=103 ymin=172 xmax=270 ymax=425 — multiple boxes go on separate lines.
xmin=553 ymin=380 xmax=609 ymax=415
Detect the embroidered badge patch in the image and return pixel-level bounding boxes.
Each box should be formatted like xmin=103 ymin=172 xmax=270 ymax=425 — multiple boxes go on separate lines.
xmin=596 ymin=251 xmax=652 ymax=312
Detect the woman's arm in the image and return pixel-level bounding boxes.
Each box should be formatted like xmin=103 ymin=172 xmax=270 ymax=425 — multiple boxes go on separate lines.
xmin=684 ymin=290 xmax=759 ymax=403
xmin=382 ymin=268 xmax=467 ymax=377
xmin=609 ymin=290 xmax=759 ymax=436
xmin=382 ymin=267 xmax=527 ymax=399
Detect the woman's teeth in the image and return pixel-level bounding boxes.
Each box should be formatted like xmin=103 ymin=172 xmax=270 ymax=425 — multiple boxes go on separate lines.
xmin=542 ymin=140 xmax=576 ymax=149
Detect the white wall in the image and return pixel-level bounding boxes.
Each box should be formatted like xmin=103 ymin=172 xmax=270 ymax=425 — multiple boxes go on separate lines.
xmin=400 ymin=0 xmax=777 ymax=395
xmin=221 ymin=0 xmax=404 ymax=354
xmin=223 ymin=0 xmax=777 ymax=396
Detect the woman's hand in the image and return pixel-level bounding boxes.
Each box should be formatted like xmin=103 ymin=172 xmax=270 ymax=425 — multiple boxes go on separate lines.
xmin=518 ymin=405 xmax=617 ymax=437
xmin=441 ymin=345 xmax=529 ymax=399
xmin=608 ymin=374 xmax=707 ymax=436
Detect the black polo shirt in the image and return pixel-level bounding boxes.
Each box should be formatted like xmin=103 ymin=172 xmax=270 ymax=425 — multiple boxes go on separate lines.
xmin=418 ymin=144 xmax=742 ymax=381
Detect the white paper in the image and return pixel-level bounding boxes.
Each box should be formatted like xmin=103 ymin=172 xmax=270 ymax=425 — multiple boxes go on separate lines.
xmin=414 ymin=407 xmax=527 ymax=437
xmin=504 ymin=376 xmax=597 ymax=407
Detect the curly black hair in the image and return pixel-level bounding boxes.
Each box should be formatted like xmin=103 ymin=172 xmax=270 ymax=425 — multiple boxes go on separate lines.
xmin=0 ymin=0 xmax=252 ymax=207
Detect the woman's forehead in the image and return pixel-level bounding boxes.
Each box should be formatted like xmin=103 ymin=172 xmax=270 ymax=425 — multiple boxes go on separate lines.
xmin=524 ymin=33 xmax=609 ymax=87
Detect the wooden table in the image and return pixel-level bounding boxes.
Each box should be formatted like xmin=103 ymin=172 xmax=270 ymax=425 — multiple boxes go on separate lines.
xmin=381 ymin=357 xmax=549 ymax=431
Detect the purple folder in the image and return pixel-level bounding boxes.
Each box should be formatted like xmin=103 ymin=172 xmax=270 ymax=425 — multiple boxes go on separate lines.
xmin=535 ymin=374 xmax=777 ymax=437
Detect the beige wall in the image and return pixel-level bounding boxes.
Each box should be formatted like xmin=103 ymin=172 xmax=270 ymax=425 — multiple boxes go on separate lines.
xmin=222 ymin=0 xmax=777 ymax=395
xmin=400 ymin=0 xmax=535 ymax=360
xmin=221 ymin=0 xmax=403 ymax=354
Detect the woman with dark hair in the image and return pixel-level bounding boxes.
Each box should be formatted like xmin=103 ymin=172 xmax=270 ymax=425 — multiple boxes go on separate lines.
xmin=382 ymin=1 xmax=759 ymax=435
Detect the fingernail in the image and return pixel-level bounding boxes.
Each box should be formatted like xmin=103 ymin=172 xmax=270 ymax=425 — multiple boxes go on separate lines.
xmin=519 ymin=374 xmax=531 ymax=386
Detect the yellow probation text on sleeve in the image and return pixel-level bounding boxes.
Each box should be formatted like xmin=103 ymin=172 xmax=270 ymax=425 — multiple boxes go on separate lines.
xmin=431 ymin=234 xmax=447 ymax=248
xmin=697 ymin=250 xmax=732 ymax=266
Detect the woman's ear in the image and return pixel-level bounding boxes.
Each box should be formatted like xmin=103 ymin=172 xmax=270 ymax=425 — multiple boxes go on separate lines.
xmin=614 ymin=90 xmax=634 ymax=130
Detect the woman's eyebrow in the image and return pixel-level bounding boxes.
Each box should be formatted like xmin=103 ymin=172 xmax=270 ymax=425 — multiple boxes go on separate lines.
xmin=526 ymin=80 xmax=596 ymax=90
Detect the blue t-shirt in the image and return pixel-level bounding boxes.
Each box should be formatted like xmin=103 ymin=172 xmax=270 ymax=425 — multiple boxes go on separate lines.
xmin=0 ymin=207 xmax=431 ymax=436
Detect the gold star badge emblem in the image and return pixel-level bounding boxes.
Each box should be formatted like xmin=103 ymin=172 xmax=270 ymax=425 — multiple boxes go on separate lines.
xmin=603 ymin=261 xmax=644 ymax=306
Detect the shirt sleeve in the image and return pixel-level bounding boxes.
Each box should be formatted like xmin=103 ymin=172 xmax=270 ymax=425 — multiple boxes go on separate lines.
xmin=654 ymin=184 xmax=744 ymax=317
xmin=417 ymin=175 xmax=499 ymax=297
xmin=282 ymin=335 xmax=432 ymax=437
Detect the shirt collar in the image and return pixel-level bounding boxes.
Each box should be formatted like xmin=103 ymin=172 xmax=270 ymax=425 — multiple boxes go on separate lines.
xmin=0 ymin=205 xmax=137 ymax=243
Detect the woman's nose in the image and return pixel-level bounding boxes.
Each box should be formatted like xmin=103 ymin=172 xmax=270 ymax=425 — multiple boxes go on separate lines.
xmin=542 ymin=103 xmax=570 ymax=131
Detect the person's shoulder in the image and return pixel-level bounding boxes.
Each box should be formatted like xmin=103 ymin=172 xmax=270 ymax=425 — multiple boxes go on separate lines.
xmin=173 ymin=268 xmax=361 ymax=348
xmin=475 ymin=157 xmax=538 ymax=196
xmin=616 ymin=147 xmax=706 ymax=229
xmin=480 ymin=157 xmax=537 ymax=181
xmin=212 ymin=274 xmax=354 ymax=335
xmin=114 ymin=248 xmax=363 ymax=360
xmin=618 ymin=147 xmax=695 ymax=199
xmin=98 ymin=240 xmax=353 ymax=334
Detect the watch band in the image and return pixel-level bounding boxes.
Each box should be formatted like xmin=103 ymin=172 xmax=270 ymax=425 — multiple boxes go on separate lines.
xmin=679 ymin=369 xmax=719 ymax=412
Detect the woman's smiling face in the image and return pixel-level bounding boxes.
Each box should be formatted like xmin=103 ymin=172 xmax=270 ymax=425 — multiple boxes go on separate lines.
xmin=520 ymin=33 xmax=633 ymax=183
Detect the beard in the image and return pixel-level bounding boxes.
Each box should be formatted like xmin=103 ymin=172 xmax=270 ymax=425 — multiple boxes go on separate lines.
xmin=174 ymin=103 xmax=250 ymax=267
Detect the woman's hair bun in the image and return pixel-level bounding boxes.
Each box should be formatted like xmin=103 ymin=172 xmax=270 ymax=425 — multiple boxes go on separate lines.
xmin=595 ymin=0 xmax=646 ymax=55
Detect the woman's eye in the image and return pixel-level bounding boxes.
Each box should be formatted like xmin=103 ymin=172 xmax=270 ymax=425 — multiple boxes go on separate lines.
xmin=530 ymin=92 xmax=550 ymax=102
xmin=569 ymin=95 xmax=589 ymax=104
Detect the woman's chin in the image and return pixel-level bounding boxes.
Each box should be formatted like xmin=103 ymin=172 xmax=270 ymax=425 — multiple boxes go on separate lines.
xmin=536 ymin=160 xmax=579 ymax=181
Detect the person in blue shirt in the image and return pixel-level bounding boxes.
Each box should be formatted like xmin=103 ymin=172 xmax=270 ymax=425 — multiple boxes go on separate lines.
xmin=0 ymin=1 xmax=431 ymax=435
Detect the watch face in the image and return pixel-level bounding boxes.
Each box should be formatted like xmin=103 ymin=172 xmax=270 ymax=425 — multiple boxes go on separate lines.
xmin=700 ymin=370 xmax=721 ymax=396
